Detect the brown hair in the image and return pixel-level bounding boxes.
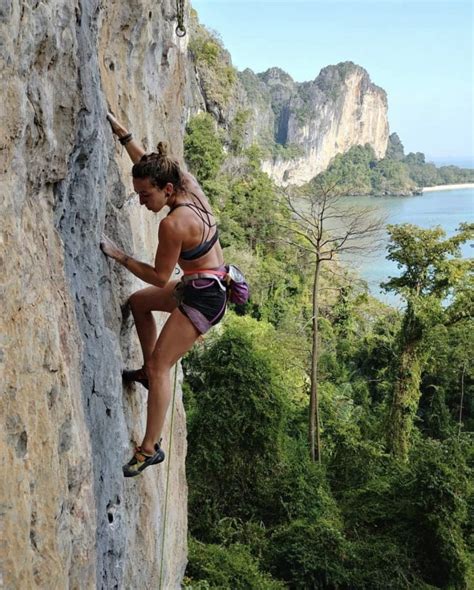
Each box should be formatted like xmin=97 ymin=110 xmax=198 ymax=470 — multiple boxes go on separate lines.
xmin=132 ymin=142 xmax=184 ymax=190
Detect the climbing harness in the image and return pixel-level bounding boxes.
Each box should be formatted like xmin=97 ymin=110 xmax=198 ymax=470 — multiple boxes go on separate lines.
xmin=182 ymin=265 xmax=250 ymax=305
xmin=158 ymin=363 xmax=179 ymax=590
xmin=176 ymin=0 xmax=186 ymax=37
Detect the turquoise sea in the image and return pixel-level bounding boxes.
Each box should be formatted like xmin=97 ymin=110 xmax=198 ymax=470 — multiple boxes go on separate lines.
xmin=340 ymin=187 xmax=474 ymax=306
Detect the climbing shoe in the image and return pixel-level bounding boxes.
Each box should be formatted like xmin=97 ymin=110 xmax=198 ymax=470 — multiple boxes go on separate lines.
xmin=122 ymin=367 xmax=149 ymax=390
xmin=122 ymin=442 xmax=165 ymax=478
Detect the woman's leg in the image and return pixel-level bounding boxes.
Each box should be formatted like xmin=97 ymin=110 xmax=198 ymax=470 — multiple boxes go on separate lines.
xmin=128 ymin=280 xmax=179 ymax=367
xmin=140 ymin=308 xmax=200 ymax=453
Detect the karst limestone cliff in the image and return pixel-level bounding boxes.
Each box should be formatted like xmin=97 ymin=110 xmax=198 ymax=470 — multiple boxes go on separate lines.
xmin=1 ymin=1 xmax=195 ymax=588
xmin=189 ymin=21 xmax=389 ymax=187
xmin=255 ymin=64 xmax=389 ymax=186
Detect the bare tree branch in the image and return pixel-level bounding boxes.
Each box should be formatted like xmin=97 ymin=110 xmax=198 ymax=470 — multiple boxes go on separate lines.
xmin=282 ymin=181 xmax=386 ymax=463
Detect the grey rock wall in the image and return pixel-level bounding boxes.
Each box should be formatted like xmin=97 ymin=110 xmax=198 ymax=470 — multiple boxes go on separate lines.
xmin=1 ymin=0 xmax=191 ymax=587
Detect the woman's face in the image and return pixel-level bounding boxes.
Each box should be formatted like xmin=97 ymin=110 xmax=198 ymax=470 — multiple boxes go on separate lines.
xmin=133 ymin=177 xmax=171 ymax=212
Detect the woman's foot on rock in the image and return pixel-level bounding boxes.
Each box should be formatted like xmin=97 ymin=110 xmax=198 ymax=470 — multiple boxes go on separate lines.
xmin=122 ymin=442 xmax=165 ymax=477
xmin=122 ymin=367 xmax=149 ymax=390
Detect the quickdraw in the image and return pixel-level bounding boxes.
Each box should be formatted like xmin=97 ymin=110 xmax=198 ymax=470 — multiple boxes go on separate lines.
xmin=176 ymin=0 xmax=186 ymax=37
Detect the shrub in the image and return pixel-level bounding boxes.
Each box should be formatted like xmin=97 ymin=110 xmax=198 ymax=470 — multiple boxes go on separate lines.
xmin=403 ymin=438 xmax=473 ymax=588
xmin=266 ymin=519 xmax=351 ymax=589
xmin=188 ymin=25 xmax=237 ymax=105
xmin=184 ymin=114 xmax=225 ymax=184
xmin=185 ymin=316 xmax=293 ymax=537
xmin=185 ymin=538 xmax=285 ymax=590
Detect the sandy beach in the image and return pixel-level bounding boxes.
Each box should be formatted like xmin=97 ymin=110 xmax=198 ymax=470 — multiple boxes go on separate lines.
xmin=422 ymin=183 xmax=474 ymax=193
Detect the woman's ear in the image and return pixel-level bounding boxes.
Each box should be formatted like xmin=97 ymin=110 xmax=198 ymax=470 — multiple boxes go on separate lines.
xmin=165 ymin=182 xmax=174 ymax=198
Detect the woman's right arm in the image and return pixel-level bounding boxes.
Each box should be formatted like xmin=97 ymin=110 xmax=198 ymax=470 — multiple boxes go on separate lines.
xmin=100 ymin=230 xmax=180 ymax=288
xmin=107 ymin=112 xmax=145 ymax=164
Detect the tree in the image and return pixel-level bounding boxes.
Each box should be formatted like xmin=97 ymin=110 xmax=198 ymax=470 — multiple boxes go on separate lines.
xmin=385 ymin=132 xmax=405 ymax=161
xmin=184 ymin=316 xmax=294 ymax=535
xmin=319 ymin=144 xmax=376 ymax=195
xmin=282 ymin=177 xmax=385 ymax=462
xmin=382 ymin=222 xmax=473 ymax=460
xmin=184 ymin=113 xmax=225 ymax=184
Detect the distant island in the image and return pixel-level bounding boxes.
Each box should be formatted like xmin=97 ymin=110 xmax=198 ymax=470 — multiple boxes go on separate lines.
xmin=308 ymin=133 xmax=474 ymax=197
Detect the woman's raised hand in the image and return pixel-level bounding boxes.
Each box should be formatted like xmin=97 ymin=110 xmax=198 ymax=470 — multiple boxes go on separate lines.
xmin=106 ymin=112 xmax=128 ymax=139
xmin=106 ymin=112 xmax=144 ymax=163
xmin=100 ymin=233 xmax=125 ymax=261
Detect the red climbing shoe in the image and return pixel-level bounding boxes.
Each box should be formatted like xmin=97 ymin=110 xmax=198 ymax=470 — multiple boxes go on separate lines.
xmin=122 ymin=442 xmax=165 ymax=477
xmin=122 ymin=367 xmax=149 ymax=390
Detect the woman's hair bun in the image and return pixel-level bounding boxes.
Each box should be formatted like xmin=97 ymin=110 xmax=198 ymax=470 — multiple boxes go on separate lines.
xmin=156 ymin=141 xmax=169 ymax=157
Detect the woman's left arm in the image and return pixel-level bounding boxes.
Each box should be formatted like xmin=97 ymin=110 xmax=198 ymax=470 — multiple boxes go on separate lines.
xmin=101 ymin=219 xmax=182 ymax=287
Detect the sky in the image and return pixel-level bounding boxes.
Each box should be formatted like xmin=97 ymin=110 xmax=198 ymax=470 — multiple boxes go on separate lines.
xmin=192 ymin=0 xmax=473 ymax=165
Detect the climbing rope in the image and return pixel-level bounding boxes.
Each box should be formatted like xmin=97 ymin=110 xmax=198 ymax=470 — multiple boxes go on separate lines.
xmin=158 ymin=363 xmax=179 ymax=590
xmin=176 ymin=0 xmax=186 ymax=37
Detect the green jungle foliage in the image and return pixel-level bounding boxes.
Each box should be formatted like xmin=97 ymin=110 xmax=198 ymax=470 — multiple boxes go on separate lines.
xmin=188 ymin=19 xmax=237 ymax=106
xmin=184 ymin=114 xmax=225 ymax=185
xmin=272 ymin=142 xmax=304 ymax=160
xmin=184 ymin=538 xmax=286 ymax=590
xmin=381 ymin=223 xmax=473 ymax=459
xmin=182 ymin=114 xmax=474 ymax=589
xmin=229 ymin=109 xmax=251 ymax=154
xmin=312 ymin=134 xmax=474 ymax=196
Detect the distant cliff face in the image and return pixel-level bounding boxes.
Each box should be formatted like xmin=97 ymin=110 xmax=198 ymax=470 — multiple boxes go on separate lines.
xmin=189 ymin=25 xmax=390 ymax=188
xmin=187 ymin=24 xmax=389 ymax=188
xmin=255 ymin=63 xmax=389 ymax=185
xmin=1 ymin=1 xmax=189 ymax=588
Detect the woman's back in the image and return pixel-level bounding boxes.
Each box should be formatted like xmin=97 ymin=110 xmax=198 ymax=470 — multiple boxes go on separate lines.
xmin=169 ymin=173 xmax=224 ymax=270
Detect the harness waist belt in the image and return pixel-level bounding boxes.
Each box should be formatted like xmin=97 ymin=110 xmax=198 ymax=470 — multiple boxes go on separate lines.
xmin=181 ymin=268 xmax=228 ymax=284
xmin=181 ymin=272 xmax=227 ymax=283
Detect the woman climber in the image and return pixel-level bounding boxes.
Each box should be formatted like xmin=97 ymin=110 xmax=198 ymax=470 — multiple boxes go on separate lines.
xmin=101 ymin=112 xmax=227 ymax=477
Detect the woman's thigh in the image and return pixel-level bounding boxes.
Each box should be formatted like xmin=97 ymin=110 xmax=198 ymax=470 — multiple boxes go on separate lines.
xmin=149 ymin=308 xmax=200 ymax=370
xmin=129 ymin=280 xmax=180 ymax=314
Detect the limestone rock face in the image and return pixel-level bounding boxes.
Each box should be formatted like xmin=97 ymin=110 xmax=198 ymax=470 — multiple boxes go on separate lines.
xmin=236 ymin=63 xmax=389 ymax=186
xmin=260 ymin=63 xmax=389 ymax=185
xmin=185 ymin=21 xmax=389 ymax=188
xmin=1 ymin=1 xmax=190 ymax=588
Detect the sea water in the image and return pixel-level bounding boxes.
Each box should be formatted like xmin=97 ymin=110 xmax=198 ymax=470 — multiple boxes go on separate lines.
xmin=340 ymin=187 xmax=474 ymax=306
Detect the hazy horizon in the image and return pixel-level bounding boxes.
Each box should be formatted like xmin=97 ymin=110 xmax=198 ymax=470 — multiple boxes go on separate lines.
xmin=426 ymin=156 xmax=474 ymax=169
xmin=426 ymin=155 xmax=474 ymax=168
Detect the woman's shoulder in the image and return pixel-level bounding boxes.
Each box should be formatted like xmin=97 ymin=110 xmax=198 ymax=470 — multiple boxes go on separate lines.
xmin=159 ymin=214 xmax=185 ymax=243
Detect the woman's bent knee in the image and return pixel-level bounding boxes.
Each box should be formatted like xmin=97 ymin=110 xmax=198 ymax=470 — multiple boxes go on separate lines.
xmin=128 ymin=289 xmax=150 ymax=313
xmin=128 ymin=283 xmax=179 ymax=315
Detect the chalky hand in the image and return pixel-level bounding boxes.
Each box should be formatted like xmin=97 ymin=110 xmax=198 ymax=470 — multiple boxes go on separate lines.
xmin=100 ymin=233 xmax=124 ymax=261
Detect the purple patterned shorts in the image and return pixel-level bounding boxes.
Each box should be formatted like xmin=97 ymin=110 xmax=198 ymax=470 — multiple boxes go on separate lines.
xmin=174 ymin=277 xmax=227 ymax=334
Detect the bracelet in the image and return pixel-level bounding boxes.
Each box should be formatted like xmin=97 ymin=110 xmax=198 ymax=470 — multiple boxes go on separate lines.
xmin=119 ymin=133 xmax=133 ymax=145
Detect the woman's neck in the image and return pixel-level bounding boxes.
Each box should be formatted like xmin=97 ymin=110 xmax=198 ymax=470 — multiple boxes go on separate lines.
xmin=168 ymin=190 xmax=194 ymax=210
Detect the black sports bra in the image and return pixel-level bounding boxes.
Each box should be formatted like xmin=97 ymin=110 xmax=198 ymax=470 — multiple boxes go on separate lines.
xmin=178 ymin=226 xmax=219 ymax=261
xmin=169 ymin=193 xmax=219 ymax=261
